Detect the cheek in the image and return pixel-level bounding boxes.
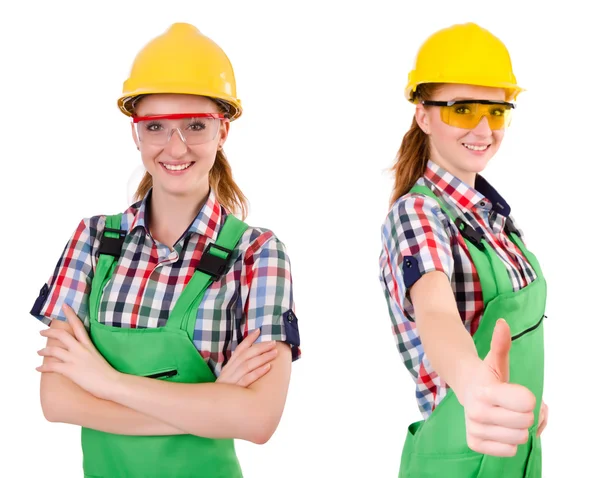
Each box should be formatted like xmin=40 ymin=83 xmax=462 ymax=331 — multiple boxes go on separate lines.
xmin=139 ymin=149 xmax=160 ymax=167
xmin=431 ymin=122 xmax=466 ymax=149
xmin=493 ymin=130 xmax=505 ymax=145
xmin=429 ymin=112 xmax=461 ymax=142
xmin=189 ymin=144 xmax=219 ymax=162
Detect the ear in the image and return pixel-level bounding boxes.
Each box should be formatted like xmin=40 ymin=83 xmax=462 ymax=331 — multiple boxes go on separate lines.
xmin=414 ymin=104 xmax=430 ymax=135
xmin=218 ymin=119 xmax=230 ymax=149
xmin=131 ymin=122 xmax=140 ymax=150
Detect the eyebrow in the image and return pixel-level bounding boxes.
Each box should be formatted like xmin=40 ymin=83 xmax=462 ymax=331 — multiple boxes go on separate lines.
xmin=134 ymin=112 xmax=166 ymax=117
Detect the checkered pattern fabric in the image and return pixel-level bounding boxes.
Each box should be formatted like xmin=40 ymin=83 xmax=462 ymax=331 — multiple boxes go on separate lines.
xmin=379 ymin=160 xmax=536 ymax=417
xmin=31 ymin=188 xmax=300 ymax=376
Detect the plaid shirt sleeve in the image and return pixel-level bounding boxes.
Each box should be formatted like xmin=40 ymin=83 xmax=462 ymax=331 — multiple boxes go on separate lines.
xmin=381 ymin=194 xmax=455 ymax=320
xmin=240 ymin=229 xmax=300 ymax=361
xmin=30 ymin=217 xmax=101 ymax=328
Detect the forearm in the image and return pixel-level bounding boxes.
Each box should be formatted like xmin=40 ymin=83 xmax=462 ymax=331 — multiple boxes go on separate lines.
xmin=411 ymin=271 xmax=482 ymax=405
xmin=41 ymin=372 xmax=186 ymax=436
xmin=105 ymin=343 xmax=292 ymax=444
xmin=415 ymin=310 xmax=481 ymax=403
xmin=108 ymin=379 xmax=264 ymax=441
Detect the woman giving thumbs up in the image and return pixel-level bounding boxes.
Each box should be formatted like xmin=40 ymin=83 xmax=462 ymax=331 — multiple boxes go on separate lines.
xmin=378 ymin=22 xmax=548 ymax=477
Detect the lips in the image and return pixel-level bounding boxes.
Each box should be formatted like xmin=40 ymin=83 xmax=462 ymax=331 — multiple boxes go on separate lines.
xmin=462 ymin=143 xmax=490 ymax=152
xmin=160 ymin=162 xmax=194 ymax=171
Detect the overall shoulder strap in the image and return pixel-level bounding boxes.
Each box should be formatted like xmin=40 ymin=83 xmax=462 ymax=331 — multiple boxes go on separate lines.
xmin=409 ymin=184 xmax=485 ymax=251
xmin=195 ymin=214 xmax=249 ymax=281
xmin=408 ymin=184 xmax=502 ymax=303
xmin=89 ymin=213 xmax=126 ymax=323
xmin=168 ymin=214 xmax=250 ymax=335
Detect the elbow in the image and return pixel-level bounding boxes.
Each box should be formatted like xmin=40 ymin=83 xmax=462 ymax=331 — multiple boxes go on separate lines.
xmin=40 ymin=395 xmax=62 ymax=423
xmin=245 ymin=411 xmax=282 ymax=445
xmin=42 ymin=410 xmax=62 ymax=423
xmin=40 ymin=377 xmax=67 ymax=424
xmin=188 ymin=407 xmax=281 ymax=444
xmin=247 ymin=426 xmax=276 ymax=445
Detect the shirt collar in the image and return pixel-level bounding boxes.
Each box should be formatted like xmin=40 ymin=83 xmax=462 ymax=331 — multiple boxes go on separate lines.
xmin=130 ymin=187 xmax=224 ymax=241
xmin=424 ymin=160 xmax=511 ymax=216
xmin=474 ymin=174 xmax=511 ymax=216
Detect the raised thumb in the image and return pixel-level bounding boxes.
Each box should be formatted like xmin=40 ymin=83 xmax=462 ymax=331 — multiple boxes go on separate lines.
xmin=484 ymin=318 xmax=512 ymax=382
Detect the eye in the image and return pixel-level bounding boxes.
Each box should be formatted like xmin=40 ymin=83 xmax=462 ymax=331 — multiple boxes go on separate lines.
xmin=145 ymin=121 xmax=163 ymax=132
xmin=187 ymin=119 xmax=207 ymax=131
xmin=453 ymin=106 xmax=471 ymax=115
xmin=490 ymin=107 xmax=507 ymax=116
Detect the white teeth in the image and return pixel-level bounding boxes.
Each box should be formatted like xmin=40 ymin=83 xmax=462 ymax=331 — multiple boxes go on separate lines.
xmin=463 ymin=144 xmax=488 ymax=151
xmin=163 ymin=163 xmax=192 ymax=171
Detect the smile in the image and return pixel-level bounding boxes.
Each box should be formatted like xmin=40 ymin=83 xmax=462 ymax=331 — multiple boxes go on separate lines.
xmin=160 ymin=162 xmax=194 ymax=171
xmin=462 ymin=143 xmax=490 ymax=152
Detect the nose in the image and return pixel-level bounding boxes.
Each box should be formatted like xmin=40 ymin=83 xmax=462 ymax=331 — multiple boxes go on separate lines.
xmin=472 ymin=115 xmax=492 ymax=136
xmin=164 ymin=128 xmax=188 ymax=157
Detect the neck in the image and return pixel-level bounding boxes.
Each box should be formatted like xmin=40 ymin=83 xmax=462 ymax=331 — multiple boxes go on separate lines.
xmin=147 ymin=183 xmax=211 ymax=248
xmin=455 ymin=170 xmax=476 ymax=189
xmin=430 ymin=155 xmax=477 ymax=188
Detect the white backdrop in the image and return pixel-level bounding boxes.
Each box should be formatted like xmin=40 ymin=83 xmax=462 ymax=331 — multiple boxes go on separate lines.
xmin=1 ymin=1 xmax=598 ymax=476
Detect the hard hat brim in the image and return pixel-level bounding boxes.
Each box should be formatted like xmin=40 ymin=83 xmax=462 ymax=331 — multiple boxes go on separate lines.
xmin=405 ymin=79 xmax=525 ymax=103
xmin=118 ymin=84 xmax=243 ymax=120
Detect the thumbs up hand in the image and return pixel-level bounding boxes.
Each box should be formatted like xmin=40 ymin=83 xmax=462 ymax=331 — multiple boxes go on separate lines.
xmin=461 ymin=319 xmax=536 ymax=457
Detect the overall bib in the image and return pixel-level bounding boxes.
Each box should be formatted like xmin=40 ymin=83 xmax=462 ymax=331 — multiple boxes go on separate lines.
xmin=399 ymin=185 xmax=546 ymax=478
xmin=81 ymin=213 xmax=248 ymax=478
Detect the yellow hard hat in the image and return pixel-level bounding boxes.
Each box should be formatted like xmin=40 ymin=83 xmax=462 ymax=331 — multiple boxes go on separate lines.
xmin=118 ymin=23 xmax=242 ymax=120
xmin=405 ymin=22 xmax=523 ymax=103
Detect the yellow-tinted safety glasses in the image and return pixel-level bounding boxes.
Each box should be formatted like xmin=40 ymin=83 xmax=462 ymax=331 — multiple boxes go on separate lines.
xmin=421 ymin=100 xmax=515 ymax=130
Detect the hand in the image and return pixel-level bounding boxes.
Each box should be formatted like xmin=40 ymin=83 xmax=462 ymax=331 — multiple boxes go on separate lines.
xmin=536 ymin=400 xmax=548 ymax=437
xmin=217 ymin=329 xmax=277 ymax=387
xmin=36 ymin=304 xmax=120 ymax=400
xmin=462 ymin=319 xmax=536 ymax=457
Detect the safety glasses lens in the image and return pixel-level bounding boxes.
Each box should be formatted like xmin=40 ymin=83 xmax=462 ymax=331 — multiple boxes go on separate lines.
xmin=135 ymin=117 xmax=221 ymax=146
xmin=440 ymin=103 xmax=512 ymax=130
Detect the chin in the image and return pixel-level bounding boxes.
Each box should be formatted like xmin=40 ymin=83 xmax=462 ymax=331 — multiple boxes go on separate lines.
xmin=459 ymin=155 xmax=493 ymax=174
xmin=470 ymin=160 xmax=489 ymax=174
xmin=155 ymin=180 xmax=198 ymax=197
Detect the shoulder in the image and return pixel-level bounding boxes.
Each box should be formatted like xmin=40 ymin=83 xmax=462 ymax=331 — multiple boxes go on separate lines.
xmin=222 ymin=216 xmax=290 ymax=266
xmin=383 ymin=191 xmax=449 ymax=237
xmin=88 ymin=201 xmax=143 ymax=232
xmin=238 ymin=225 xmax=288 ymax=259
xmin=66 ymin=201 xmax=143 ymax=249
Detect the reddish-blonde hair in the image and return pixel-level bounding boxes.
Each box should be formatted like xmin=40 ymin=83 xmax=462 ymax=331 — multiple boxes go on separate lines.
xmin=389 ymin=83 xmax=443 ymax=205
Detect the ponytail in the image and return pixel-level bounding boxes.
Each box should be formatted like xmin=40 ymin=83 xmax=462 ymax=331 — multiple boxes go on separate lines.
xmin=208 ymin=149 xmax=249 ymax=219
xmin=389 ymin=83 xmax=441 ymax=206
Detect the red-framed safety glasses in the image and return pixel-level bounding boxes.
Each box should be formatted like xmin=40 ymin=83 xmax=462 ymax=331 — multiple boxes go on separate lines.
xmin=132 ymin=113 xmax=226 ymax=146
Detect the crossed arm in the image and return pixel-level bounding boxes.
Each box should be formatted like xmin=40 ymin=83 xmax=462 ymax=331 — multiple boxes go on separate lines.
xmin=39 ymin=305 xmax=291 ymax=444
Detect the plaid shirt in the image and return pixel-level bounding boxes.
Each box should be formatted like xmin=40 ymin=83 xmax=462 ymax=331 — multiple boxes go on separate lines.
xmin=31 ymin=188 xmax=300 ymax=375
xmin=379 ymin=160 xmax=536 ymax=418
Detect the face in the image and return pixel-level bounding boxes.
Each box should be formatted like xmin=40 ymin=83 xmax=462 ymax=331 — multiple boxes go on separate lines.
xmin=131 ymin=94 xmax=229 ymax=198
xmin=415 ymin=84 xmax=508 ymax=182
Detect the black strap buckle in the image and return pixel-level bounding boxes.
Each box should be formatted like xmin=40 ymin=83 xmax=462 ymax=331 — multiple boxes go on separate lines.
xmin=454 ymin=218 xmax=485 ymax=251
xmin=504 ymin=217 xmax=520 ymax=237
xmin=98 ymin=227 xmax=127 ymax=258
xmin=196 ymin=242 xmax=233 ymax=281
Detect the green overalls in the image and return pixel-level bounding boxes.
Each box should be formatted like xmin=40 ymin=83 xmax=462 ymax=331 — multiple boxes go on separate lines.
xmin=81 ymin=213 xmax=248 ymax=478
xmin=399 ymin=185 xmax=546 ymax=478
